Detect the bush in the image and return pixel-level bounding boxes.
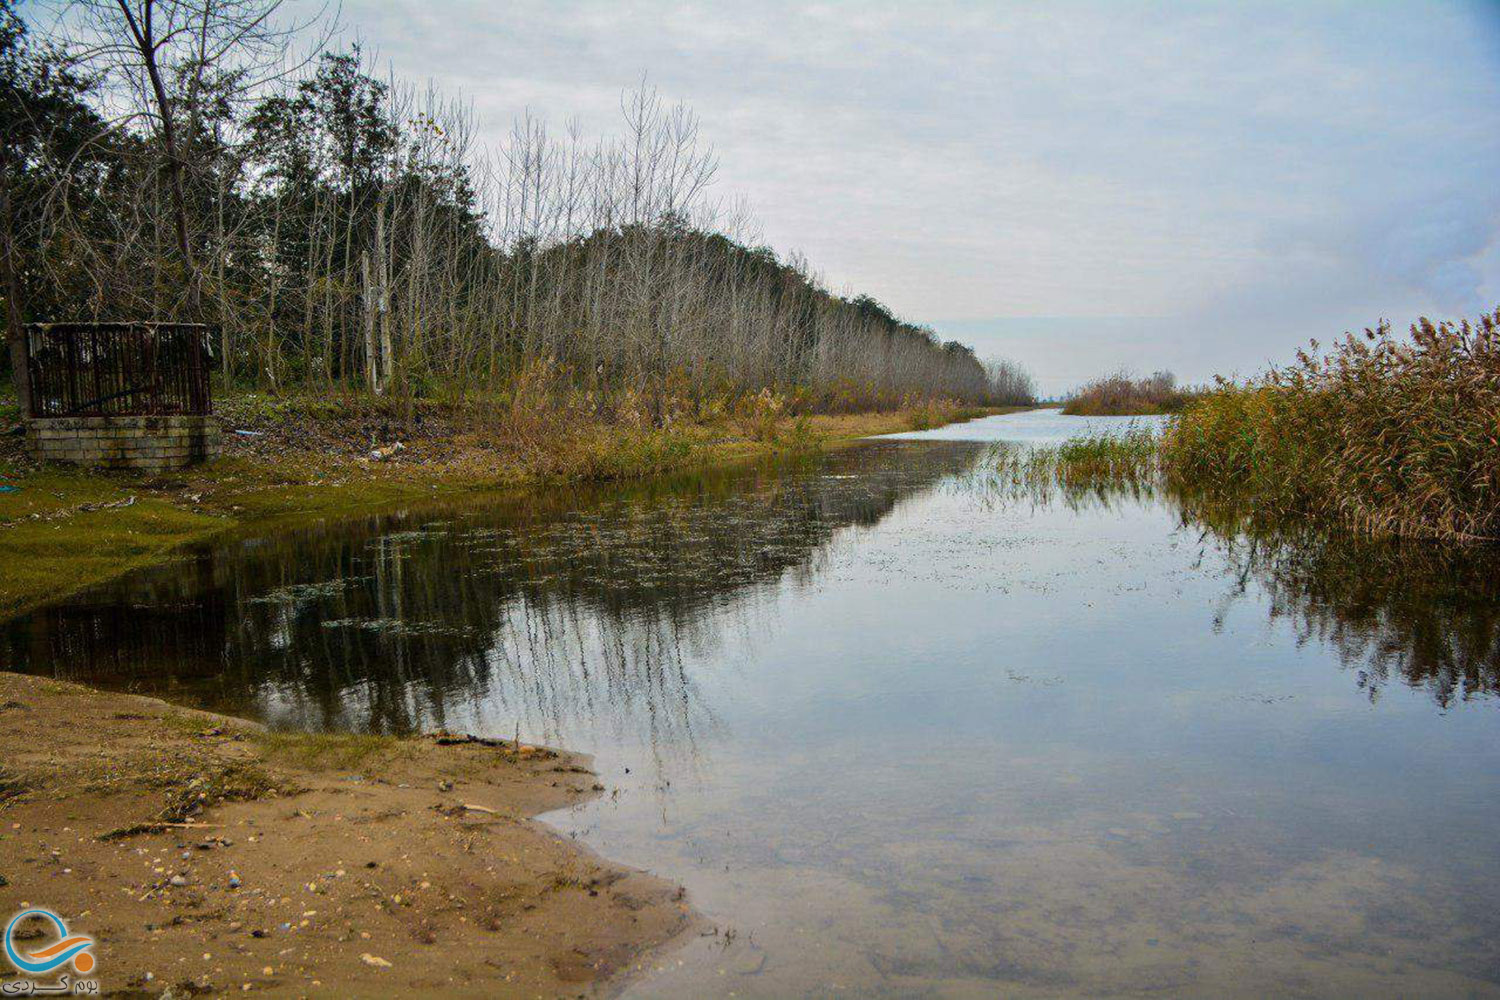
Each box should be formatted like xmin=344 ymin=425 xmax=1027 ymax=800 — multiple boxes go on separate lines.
xmin=734 ymin=388 xmax=787 ymax=442
xmin=1062 ymin=370 xmax=1196 ymax=415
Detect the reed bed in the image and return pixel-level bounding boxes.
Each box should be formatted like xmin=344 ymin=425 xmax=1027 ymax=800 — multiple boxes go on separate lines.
xmin=1162 ymin=308 xmax=1500 ymax=542
xmin=1062 ymin=371 xmax=1198 ymax=415
xmin=991 ymin=426 xmax=1160 ymax=492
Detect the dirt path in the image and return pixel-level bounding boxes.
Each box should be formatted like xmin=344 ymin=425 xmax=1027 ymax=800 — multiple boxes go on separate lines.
xmin=0 ymin=673 xmax=698 ymax=997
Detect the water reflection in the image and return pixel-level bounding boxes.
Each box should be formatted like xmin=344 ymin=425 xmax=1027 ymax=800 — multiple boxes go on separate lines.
xmin=1188 ymin=507 xmax=1500 ymax=708
xmin=2 ymin=442 xmax=981 ymax=749
xmin=4 ymin=437 xmax=1498 ymax=744
xmin=961 ymin=443 xmax=1500 ymax=709
xmin=5 ymin=417 xmax=1500 ymax=996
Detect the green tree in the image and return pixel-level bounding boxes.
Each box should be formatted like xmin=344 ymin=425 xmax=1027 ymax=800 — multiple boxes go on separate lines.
xmin=0 ymin=0 xmax=110 ymax=409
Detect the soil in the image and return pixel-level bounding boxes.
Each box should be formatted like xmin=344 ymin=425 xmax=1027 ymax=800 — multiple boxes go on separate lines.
xmin=0 ymin=673 xmax=698 ymax=998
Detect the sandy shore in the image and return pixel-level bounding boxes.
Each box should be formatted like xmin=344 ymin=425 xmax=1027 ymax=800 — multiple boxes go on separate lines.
xmin=0 ymin=672 xmax=698 ymax=997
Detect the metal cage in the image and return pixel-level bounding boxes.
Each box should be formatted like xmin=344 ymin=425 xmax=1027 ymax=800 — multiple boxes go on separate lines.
xmin=25 ymin=322 xmax=213 ymax=418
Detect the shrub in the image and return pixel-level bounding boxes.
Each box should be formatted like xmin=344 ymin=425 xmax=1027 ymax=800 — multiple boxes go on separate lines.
xmin=734 ymin=388 xmax=787 ymax=442
xmin=904 ymin=396 xmax=960 ymax=431
xmin=1063 ymin=370 xmax=1196 ymax=415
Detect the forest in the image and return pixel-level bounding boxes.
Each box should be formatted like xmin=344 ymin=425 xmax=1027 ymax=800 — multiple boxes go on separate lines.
xmin=0 ymin=0 xmax=1036 ymax=417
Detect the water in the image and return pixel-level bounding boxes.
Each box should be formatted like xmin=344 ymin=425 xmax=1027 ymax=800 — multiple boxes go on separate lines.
xmin=881 ymin=406 xmax=1167 ymax=443
xmin=6 ymin=409 xmax=1500 ymax=997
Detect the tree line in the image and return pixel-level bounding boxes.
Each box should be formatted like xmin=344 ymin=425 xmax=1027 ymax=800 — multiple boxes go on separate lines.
xmin=1 ymin=0 xmax=1036 ymax=416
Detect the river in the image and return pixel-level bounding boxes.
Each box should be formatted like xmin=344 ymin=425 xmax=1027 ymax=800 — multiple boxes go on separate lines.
xmin=6 ymin=408 xmax=1500 ymax=997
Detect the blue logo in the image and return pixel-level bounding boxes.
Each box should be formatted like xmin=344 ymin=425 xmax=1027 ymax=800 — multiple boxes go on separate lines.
xmin=4 ymin=909 xmax=95 ymax=976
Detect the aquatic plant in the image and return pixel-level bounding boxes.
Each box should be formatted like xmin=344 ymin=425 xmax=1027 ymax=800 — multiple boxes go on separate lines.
xmin=966 ymin=428 xmax=1162 ymax=518
xmin=245 ymin=577 xmax=371 ymax=606
xmin=1162 ymin=308 xmax=1500 ymax=542
xmin=321 ymin=617 xmax=479 ymax=638
xmin=968 ymin=432 xmax=1500 ymax=707
xmin=992 ymin=426 xmax=1160 ymax=491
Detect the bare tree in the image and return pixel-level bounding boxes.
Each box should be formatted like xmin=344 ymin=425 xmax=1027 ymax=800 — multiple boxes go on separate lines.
xmin=16 ymin=5 xmax=1033 ymax=413
xmin=65 ymin=0 xmax=329 ymax=311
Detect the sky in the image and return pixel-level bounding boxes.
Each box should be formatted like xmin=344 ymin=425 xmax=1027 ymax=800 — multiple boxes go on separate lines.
xmin=337 ymin=0 xmax=1500 ymax=395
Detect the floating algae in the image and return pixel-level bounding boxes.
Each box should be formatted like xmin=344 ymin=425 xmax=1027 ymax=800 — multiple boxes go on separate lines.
xmin=320 ymin=617 xmax=479 ymax=638
xmin=246 ymin=577 xmax=371 ymax=606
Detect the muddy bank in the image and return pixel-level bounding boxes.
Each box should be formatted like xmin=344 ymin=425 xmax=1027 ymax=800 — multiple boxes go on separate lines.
xmin=0 ymin=673 xmax=698 ymax=997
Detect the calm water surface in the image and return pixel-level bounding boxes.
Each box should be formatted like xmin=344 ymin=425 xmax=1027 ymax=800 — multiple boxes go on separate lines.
xmin=6 ymin=408 xmax=1500 ymax=997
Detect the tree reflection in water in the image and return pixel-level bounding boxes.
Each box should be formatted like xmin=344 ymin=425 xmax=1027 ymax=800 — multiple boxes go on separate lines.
xmin=1184 ymin=504 xmax=1500 ymax=708
xmin=7 ymin=435 xmax=1498 ymax=781
xmin=2 ymin=442 xmax=982 ymax=753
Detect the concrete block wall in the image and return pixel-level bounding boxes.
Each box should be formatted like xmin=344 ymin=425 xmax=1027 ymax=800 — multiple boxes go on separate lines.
xmin=26 ymin=415 xmax=222 ymax=473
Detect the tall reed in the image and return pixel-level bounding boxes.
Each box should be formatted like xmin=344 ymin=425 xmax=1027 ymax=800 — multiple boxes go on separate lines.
xmin=1162 ymin=308 xmax=1500 ymax=542
xmin=976 ymin=426 xmax=1161 ymax=514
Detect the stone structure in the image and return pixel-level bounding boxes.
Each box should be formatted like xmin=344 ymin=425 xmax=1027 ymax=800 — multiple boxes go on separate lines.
xmin=26 ymin=414 xmax=221 ymax=473
xmin=22 ymin=321 xmax=219 ymax=472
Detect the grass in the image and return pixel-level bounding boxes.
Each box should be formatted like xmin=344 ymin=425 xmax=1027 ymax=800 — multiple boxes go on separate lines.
xmin=1162 ymin=308 xmax=1500 ymax=542
xmin=0 ymin=764 xmax=27 ymax=802
xmin=970 ymin=426 xmax=1162 ymax=517
xmin=904 ymin=398 xmax=986 ymax=431
xmin=1041 ymin=427 xmax=1159 ymax=486
xmin=1016 ymin=308 xmax=1500 ymax=545
xmin=0 ymin=471 xmax=225 ymax=620
xmin=993 ymin=425 xmax=1160 ymax=491
xmin=256 ymin=730 xmax=404 ymax=772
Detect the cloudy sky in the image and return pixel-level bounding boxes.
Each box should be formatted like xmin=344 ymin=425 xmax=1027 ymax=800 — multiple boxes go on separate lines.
xmin=340 ymin=0 xmax=1500 ymax=394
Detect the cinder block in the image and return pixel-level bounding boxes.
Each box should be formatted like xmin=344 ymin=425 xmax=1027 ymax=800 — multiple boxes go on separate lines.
xmin=24 ymin=414 xmax=220 ymax=469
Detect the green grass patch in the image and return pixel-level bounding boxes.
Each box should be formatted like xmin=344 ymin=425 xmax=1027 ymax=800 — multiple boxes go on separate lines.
xmin=0 ymin=393 xmax=1007 ymax=625
xmin=995 ymin=425 xmax=1160 ymax=490
xmin=255 ymin=730 xmax=405 ymax=773
xmin=0 ymin=486 xmax=225 ymax=620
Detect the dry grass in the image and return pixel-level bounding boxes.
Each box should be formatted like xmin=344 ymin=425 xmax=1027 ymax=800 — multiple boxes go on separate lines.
xmin=734 ymin=387 xmax=790 ymax=441
xmin=1063 ymin=371 xmax=1198 ymax=415
xmin=1162 ymin=308 xmax=1500 ymax=542
xmin=902 ymin=396 xmax=982 ymax=431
